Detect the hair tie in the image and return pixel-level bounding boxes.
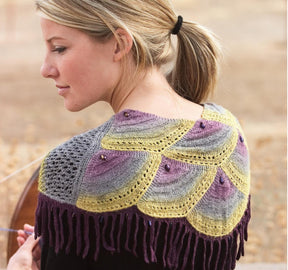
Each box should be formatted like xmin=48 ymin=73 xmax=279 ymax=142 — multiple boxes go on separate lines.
xmin=171 ymin=15 xmax=183 ymax=35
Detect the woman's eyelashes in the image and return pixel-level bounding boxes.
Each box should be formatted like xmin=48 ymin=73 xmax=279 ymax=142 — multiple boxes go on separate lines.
xmin=52 ymin=46 xmax=67 ymax=54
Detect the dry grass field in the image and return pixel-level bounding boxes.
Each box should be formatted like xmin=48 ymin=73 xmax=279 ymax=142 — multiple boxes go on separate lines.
xmin=0 ymin=0 xmax=286 ymax=268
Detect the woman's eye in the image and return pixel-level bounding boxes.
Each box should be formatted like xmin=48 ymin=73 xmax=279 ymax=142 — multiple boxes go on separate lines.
xmin=52 ymin=47 xmax=66 ymax=53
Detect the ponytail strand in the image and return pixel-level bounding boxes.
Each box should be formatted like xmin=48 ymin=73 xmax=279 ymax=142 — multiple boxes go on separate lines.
xmin=168 ymin=20 xmax=221 ymax=104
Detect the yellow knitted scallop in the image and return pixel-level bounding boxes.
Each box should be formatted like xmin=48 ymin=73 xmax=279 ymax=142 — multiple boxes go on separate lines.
xmin=187 ymin=197 xmax=249 ymax=237
xmin=203 ymin=107 xmax=249 ymax=149
xmin=164 ymin=127 xmax=239 ymax=166
xmin=76 ymin=153 xmax=162 ymax=212
xmin=202 ymin=108 xmax=239 ymax=128
xmin=221 ymin=161 xmax=251 ymax=196
xmin=101 ymin=120 xmax=195 ymax=153
xmin=137 ymin=166 xmax=217 ymax=217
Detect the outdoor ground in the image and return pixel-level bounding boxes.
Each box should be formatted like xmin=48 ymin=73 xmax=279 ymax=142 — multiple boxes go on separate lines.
xmin=0 ymin=0 xmax=286 ymax=268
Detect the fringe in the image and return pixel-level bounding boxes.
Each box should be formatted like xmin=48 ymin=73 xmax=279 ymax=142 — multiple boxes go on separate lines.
xmin=35 ymin=194 xmax=251 ymax=270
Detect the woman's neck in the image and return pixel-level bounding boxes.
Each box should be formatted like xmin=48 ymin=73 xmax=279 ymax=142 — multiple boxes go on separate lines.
xmin=111 ymin=68 xmax=204 ymax=121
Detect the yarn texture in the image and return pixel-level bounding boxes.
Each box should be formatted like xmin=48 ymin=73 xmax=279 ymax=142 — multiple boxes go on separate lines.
xmin=35 ymin=103 xmax=251 ymax=270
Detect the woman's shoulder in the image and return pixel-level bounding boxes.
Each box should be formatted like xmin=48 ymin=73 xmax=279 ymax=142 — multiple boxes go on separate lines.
xmin=202 ymin=102 xmax=247 ymax=136
xmin=202 ymin=102 xmax=241 ymax=124
xmin=46 ymin=116 xmax=114 ymax=159
xmin=38 ymin=116 xmax=115 ymax=202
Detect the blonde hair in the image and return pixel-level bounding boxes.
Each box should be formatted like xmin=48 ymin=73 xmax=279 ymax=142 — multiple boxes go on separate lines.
xmin=35 ymin=0 xmax=221 ymax=104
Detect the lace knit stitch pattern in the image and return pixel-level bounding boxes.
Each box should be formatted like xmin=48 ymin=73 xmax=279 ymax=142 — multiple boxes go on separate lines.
xmin=36 ymin=103 xmax=250 ymax=269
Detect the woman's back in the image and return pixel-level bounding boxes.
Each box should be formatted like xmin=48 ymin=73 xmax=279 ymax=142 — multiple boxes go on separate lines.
xmin=36 ymin=103 xmax=250 ymax=270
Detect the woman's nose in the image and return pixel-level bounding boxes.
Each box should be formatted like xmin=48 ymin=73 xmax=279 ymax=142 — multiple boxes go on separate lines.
xmin=40 ymin=61 xmax=59 ymax=78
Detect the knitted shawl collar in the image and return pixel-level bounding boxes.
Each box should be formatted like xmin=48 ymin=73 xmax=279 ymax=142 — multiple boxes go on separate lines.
xmin=35 ymin=103 xmax=251 ymax=270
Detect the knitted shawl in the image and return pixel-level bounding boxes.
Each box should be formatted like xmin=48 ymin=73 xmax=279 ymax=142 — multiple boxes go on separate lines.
xmin=35 ymin=103 xmax=251 ymax=270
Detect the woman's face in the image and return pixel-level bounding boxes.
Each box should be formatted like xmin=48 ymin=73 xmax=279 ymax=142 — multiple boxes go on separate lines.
xmin=40 ymin=18 xmax=120 ymax=112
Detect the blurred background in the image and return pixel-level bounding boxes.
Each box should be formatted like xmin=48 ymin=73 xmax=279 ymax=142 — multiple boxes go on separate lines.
xmin=0 ymin=0 xmax=286 ymax=268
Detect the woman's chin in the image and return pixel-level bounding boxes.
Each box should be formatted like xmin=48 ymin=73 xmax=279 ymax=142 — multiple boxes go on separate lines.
xmin=64 ymin=101 xmax=86 ymax=112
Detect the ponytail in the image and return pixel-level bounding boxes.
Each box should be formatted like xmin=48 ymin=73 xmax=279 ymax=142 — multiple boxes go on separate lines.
xmin=168 ymin=21 xmax=221 ymax=104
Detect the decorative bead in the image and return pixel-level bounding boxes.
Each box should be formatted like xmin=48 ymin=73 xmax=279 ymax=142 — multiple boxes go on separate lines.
xmin=148 ymin=220 xmax=152 ymax=227
xmin=123 ymin=111 xmax=130 ymax=117
xmin=200 ymin=122 xmax=206 ymax=129
xmin=240 ymin=136 xmax=244 ymax=143
xmin=100 ymin=154 xmax=107 ymax=161
xmin=220 ymin=176 xmax=225 ymax=184
xmin=164 ymin=164 xmax=171 ymax=172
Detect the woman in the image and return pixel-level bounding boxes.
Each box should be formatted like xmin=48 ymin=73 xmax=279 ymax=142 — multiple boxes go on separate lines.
xmin=13 ymin=0 xmax=251 ymax=269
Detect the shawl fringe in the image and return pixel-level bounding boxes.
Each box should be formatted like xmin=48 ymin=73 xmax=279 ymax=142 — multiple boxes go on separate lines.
xmin=35 ymin=193 xmax=251 ymax=270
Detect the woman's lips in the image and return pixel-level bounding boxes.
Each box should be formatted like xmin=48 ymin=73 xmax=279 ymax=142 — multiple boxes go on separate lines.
xmin=56 ymin=85 xmax=70 ymax=96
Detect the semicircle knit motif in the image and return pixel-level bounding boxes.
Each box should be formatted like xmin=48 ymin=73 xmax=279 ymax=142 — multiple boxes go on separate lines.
xmin=38 ymin=103 xmax=250 ymax=240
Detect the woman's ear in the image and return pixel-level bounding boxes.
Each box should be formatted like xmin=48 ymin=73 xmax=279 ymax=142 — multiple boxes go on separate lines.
xmin=113 ymin=28 xmax=133 ymax=62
